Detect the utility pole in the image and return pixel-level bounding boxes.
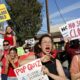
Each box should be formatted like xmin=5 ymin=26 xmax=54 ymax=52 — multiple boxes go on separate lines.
xmin=45 ymin=0 xmax=50 ymax=34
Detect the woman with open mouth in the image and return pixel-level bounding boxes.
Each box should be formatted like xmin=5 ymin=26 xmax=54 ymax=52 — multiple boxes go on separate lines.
xmin=35 ymin=34 xmax=67 ymax=80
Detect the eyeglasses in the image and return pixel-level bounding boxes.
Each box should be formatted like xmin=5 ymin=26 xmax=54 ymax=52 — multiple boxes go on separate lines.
xmin=3 ymin=44 xmax=9 ymax=46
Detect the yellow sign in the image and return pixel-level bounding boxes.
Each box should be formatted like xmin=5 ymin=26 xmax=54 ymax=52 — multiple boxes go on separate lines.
xmin=0 ymin=4 xmax=11 ymax=22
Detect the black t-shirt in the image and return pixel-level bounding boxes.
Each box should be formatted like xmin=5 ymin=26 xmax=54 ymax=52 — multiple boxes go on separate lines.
xmin=42 ymin=60 xmax=58 ymax=80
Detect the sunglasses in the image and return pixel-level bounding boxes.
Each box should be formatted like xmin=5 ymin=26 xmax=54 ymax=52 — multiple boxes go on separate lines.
xmin=3 ymin=44 xmax=9 ymax=46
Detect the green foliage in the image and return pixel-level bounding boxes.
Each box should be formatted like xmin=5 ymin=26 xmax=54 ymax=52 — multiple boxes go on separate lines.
xmin=6 ymin=0 xmax=42 ymax=42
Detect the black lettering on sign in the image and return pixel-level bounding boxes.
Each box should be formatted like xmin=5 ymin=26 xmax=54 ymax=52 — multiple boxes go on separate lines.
xmin=61 ymin=26 xmax=67 ymax=32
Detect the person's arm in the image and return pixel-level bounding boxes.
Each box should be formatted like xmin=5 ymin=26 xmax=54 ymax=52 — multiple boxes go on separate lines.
xmin=0 ymin=50 xmax=3 ymax=61
xmin=0 ymin=30 xmax=5 ymax=35
xmin=13 ymin=35 xmax=16 ymax=47
xmin=7 ymin=55 xmax=18 ymax=68
xmin=19 ymin=54 xmax=36 ymax=66
xmin=10 ymin=60 xmax=17 ymax=68
xmin=42 ymin=65 xmax=66 ymax=80
xmin=56 ymin=59 xmax=67 ymax=80
xmin=71 ymin=73 xmax=80 ymax=80
xmin=70 ymin=55 xmax=80 ymax=80
xmin=5 ymin=56 xmax=9 ymax=74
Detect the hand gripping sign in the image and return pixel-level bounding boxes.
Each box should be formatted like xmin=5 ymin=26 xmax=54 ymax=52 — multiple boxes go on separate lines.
xmin=14 ymin=59 xmax=49 ymax=80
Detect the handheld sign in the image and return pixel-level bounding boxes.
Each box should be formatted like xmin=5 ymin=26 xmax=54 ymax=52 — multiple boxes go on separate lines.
xmin=0 ymin=4 xmax=11 ymax=22
xmin=14 ymin=59 xmax=49 ymax=80
xmin=17 ymin=47 xmax=25 ymax=56
xmin=25 ymin=38 xmax=35 ymax=47
xmin=67 ymin=18 xmax=80 ymax=40
xmin=0 ymin=38 xmax=4 ymax=50
xmin=59 ymin=24 xmax=69 ymax=39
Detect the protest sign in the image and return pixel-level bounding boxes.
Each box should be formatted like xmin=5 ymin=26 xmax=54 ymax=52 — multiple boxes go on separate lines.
xmin=59 ymin=24 xmax=69 ymax=39
xmin=0 ymin=4 xmax=11 ymax=22
xmin=0 ymin=38 xmax=4 ymax=50
xmin=17 ymin=47 xmax=25 ymax=56
xmin=25 ymin=38 xmax=35 ymax=47
xmin=14 ymin=59 xmax=49 ymax=80
xmin=67 ymin=18 xmax=80 ymax=40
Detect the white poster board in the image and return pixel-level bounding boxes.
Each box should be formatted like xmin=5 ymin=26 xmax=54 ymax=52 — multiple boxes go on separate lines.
xmin=14 ymin=59 xmax=49 ymax=80
xmin=67 ymin=18 xmax=80 ymax=40
xmin=0 ymin=38 xmax=4 ymax=50
xmin=25 ymin=38 xmax=35 ymax=47
xmin=59 ymin=24 xmax=69 ymax=39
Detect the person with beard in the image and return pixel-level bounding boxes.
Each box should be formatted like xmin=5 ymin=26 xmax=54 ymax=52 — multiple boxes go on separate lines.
xmin=35 ymin=34 xmax=67 ymax=80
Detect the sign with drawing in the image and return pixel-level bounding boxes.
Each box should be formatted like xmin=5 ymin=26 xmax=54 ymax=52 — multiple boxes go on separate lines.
xmin=14 ymin=59 xmax=49 ymax=80
xmin=25 ymin=38 xmax=35 ymax=47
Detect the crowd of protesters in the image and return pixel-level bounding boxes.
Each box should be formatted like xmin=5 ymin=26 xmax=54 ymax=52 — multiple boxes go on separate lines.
xmin=0 ymin=26 xmax=80 ymax=80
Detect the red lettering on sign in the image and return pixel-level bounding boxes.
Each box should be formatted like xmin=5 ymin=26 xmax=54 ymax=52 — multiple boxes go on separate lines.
xmin=27 ymin=64 xmax=33 ymax=70
xmin=15 ymin=66 xmax=26 ymax=75
xmin=70 ymin=29 xmax=78 ymax=38
xmin=77 ymin=28 xmax=80 ymax=36
xmin=27 ymin=60 xmax=41 ymax=70
xmin=37 ymin=60 xmax=42 ymax=67
xmin=68 ymin=23 xmax=75 ymax=29
xmin=76 ymin=20 xmax=80 ymax=27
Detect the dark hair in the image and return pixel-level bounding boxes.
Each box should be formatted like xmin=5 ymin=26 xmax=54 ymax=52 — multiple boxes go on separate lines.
xmin=34 ymin=34 xmax=53 ymax=58
xmin=70 ymin=39 xmax=79 ymax=48
xmin=34 ymin=42 xmax=41 ymax=58
xmin=3 ymin=40 xmax=10 ymax=44
xmin=38 ymin=34 xmax=53 ymax=45
xmin=9 ymin=47 xmax=17 ymax=54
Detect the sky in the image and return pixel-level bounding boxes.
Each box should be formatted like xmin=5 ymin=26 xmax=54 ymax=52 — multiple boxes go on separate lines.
xmin=0 ymin=0 xmax=80 ymax=34
xmin=38 ymin=0 xmax=80 ymax=34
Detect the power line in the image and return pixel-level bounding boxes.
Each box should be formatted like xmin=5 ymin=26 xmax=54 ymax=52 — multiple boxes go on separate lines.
xmin=54 ymin=0 xmax=66 ymax=24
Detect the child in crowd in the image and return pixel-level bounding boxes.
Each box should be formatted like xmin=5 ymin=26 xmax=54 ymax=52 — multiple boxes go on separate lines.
xmin=6 ymin=47 xmax=19 ymax=80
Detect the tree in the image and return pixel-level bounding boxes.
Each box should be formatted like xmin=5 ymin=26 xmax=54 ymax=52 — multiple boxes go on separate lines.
xmin=6 ymin=0 xmax=42 ymax=43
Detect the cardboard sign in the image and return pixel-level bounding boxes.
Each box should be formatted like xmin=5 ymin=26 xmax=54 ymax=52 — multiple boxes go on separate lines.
xmin=0 ymin=4 xmax=11 ymax=22
xmin=0 ymin=38 xmax=4 ymax=50
xmin=25 ymin=38 xmax=35 ymax=47
xmin=14 ymin=59 xmax=49 ymax=80
xmin=67 ymin=18 xmax=80 ymax=40
xmin=17 ymin=47 xmax=25 ymax=56
xmin=59 ymin=24 xmax=69 ymax=39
